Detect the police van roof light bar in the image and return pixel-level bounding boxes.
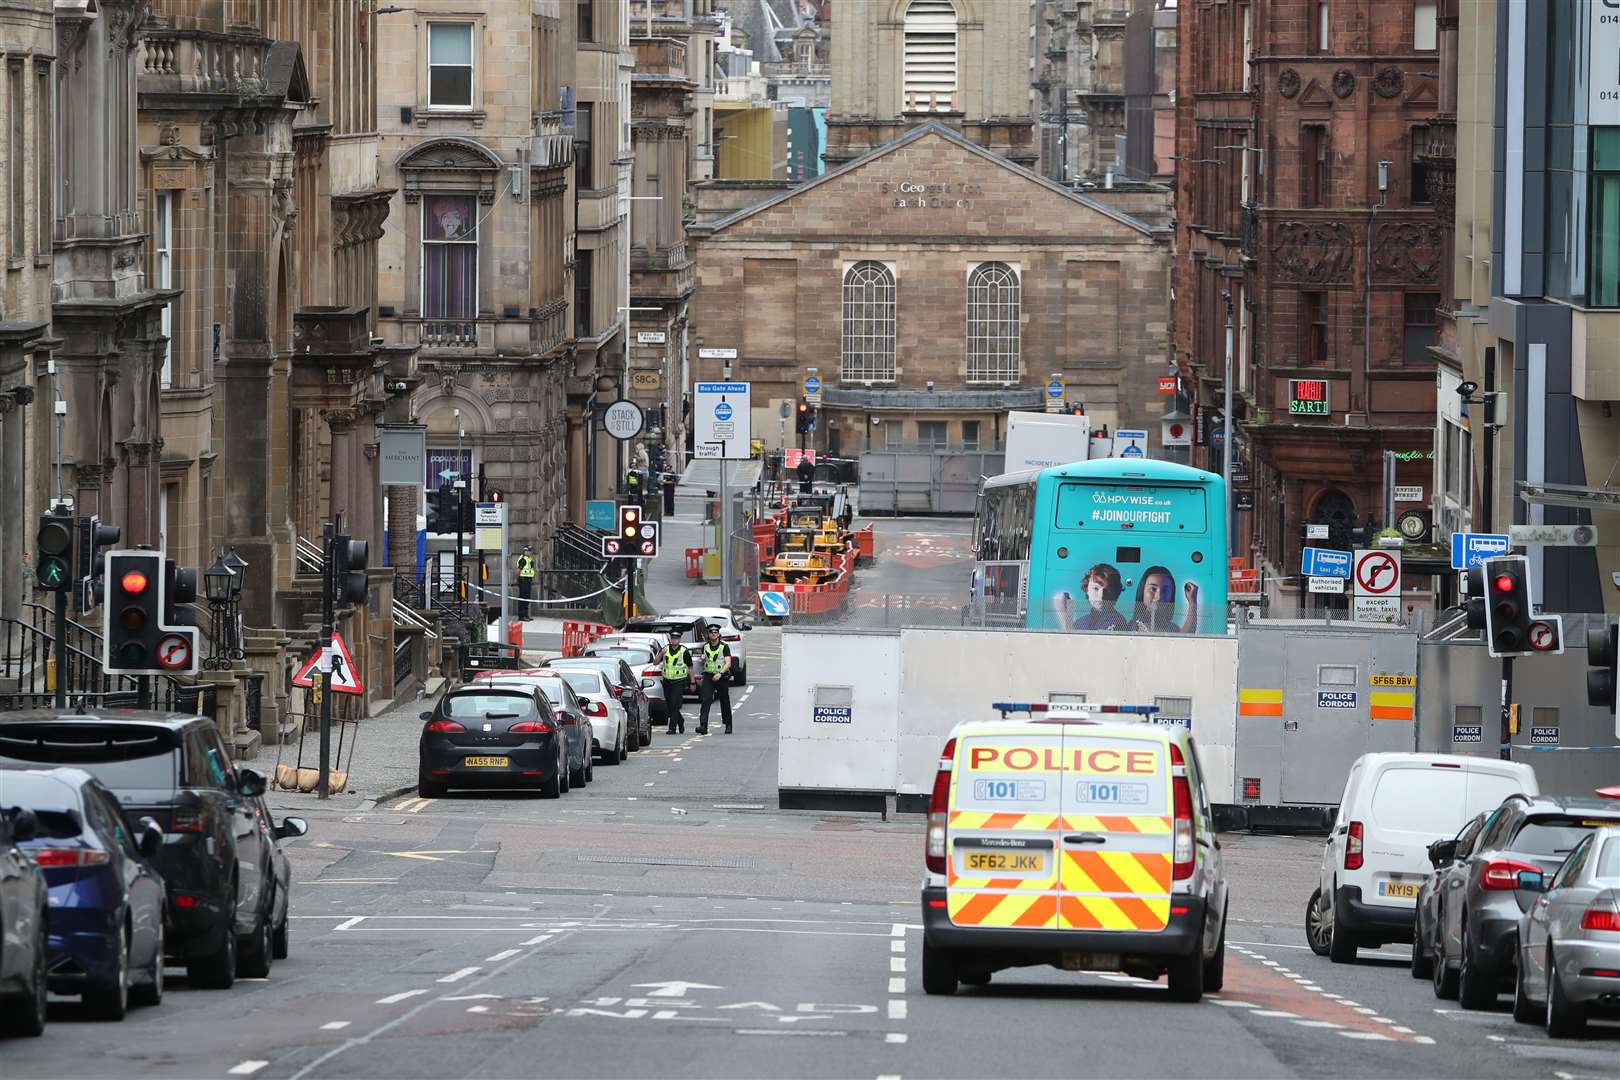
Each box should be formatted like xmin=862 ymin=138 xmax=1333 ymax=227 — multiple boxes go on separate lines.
xmin=992 ymin=702 xmax=1161 ymax=719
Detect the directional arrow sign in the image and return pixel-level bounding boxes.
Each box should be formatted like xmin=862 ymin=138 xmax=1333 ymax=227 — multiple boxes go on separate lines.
xmin=630 ymin=981 xmax=724 ymax=998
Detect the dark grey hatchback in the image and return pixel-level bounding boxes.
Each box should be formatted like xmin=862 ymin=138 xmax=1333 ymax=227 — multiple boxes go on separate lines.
xmin=418 ymin=687 xmax=568 ymax=798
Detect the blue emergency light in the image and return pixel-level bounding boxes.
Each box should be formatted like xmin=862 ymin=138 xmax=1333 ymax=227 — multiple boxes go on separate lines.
xmin=992 ymin=702 xmax=1161 ymax=719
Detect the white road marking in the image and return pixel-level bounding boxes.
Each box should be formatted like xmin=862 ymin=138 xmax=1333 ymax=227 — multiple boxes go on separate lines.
xmin=1392 ymin=1026 xmax=1415 ymax=1034
xmin=1291 ymin=1020 xmax=1343 ymax=1029
xmin=377 ymin=989 xmax=430 ymax=1005
xmin=1251 ymin=1010 xmax=1299 ymax=1019
xmin=485 ymin=949 xmax=521 ymax=963
xmin=442 ymin=994 xmax=504 ymax=1002
xmin=887 ymin=999 xmax=907 ymax=1020
xmin=1339 ymin=1031 xmax=1392 ymax=1041
xmin=890 ymin=957 xmax=905 ymax=973
xmin=334 ymin=916 xmax=367 ymax=931
xmin=1413 ymin=1036 xmax=1436 ymax=1045
xmin=467 ymin=1006 xmax=490 ymax=1014
xmin=521 ymin=934 xmax=554 ymax=946
xmin=885 ymin=1033 xmax=908 ymax=1044
xmin=228 ymin=1064 xmax=269 ymax=1076
xmin=438 ymin=966 xmax=481 ymax=983
xmin=1208 ymin=999 xmax=1259 ymax=1008
xmin=890 ymin=940 xmax=905 ymax=954
xmin=887 ymin=977 xmax=905 ymax=994
xmin=321 ymin=1021 xmax=351 ymax=1031
xmin=891 ymin=923 xmax=907 ymax=937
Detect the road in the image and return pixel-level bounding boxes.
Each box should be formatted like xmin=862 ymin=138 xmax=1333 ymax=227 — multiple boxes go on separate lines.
xmin=7 ymin=517 xmax=1619 ymax=1079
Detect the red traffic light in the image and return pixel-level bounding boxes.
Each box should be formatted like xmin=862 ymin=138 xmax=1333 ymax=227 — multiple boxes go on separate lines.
xmin=121 ymin=571 xmax=150 ymax=594
xmin=1493 ymin=573 xmax=1515 ymax=593
xmin=797 ymin=402 xmax=809 ymax=414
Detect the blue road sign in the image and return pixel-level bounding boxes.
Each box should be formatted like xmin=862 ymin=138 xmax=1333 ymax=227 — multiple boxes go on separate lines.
xmin=758 ymin=591 xmax=791 ymax=618
xmin=714 ymin=401 xmax=733 ymax=421
xmin=586 ymin=500 xmax=615 ymax=531
xmin=1121 ymin=444 xmax=1144 ymax=458
xmin=1450 ymin=531 xmax=1511 ymax=569
xmin=1301 ymin=547 xmax=1352 ymax=579
xmin=804 ymin=374 xmax=822 ymax=394
xmin=1046 ymin=379 xmax=1065 ymax=399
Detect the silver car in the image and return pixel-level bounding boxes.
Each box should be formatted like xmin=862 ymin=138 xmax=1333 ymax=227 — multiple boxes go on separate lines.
xmin=581 ymin=639 xmax=668 ymax=722
xmin=1513 ymin=824 xmax=1620 ymax=1037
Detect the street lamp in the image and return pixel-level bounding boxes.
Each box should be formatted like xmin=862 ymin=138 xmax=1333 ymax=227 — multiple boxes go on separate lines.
xmin=222 ymin=547 xmax=248 ymax=659
xmin=202 ymin=555 xmax=234 ymax=670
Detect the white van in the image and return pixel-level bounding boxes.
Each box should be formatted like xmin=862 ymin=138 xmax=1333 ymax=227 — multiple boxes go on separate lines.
xmin=1309 ymin=753 xmax=1537 ymax=963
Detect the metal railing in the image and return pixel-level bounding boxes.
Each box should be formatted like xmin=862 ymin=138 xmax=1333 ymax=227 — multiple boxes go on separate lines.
xmin=393 ymin=635 xmax=413 ymax=690
xmin=0 ymin=604 xmax=200 ymax=712
xmin=295 ymin=535 xmax=437 ymax=641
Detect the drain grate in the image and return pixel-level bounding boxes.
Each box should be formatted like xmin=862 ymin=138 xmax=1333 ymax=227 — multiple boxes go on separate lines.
xmin=577 ymin=855 xmax=744 ymax=869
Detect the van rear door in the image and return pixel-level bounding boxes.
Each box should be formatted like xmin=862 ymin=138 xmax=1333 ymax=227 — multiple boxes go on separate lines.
xmin=1057 ymin=729 xmax=1175 ymax=932
xmin=946 ymin=725 xmax=1063 ymax=929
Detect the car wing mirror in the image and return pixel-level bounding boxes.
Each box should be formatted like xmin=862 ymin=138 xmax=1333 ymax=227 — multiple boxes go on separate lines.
xmin=137 ymin=819 xmax=165 ymax=860
xmin=1515 ymin=869 xmax=1546 ymax=892
xmin=276 ymin=816 xmax=309 ymax=840
xmin=421 ymin=710 xmax=434 ymax=721
xmin=236 ymin=767 xmax=267 ymax=798
xmin=1427 ymin=839 xmax=1457 ymax=867
xmin=8 ymin=807 xmax=38 ymax=843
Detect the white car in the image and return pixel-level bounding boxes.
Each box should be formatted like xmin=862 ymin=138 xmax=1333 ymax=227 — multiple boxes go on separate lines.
xmin=551 ymin=668 xmax=629 ymax=765
xmin=1310 ymin=753 xmax=1538 ymax=963
xmin=580 ymin=637 xmax=669 ymax=721
xmin=667 ymin=608 xmax=752 ymax=684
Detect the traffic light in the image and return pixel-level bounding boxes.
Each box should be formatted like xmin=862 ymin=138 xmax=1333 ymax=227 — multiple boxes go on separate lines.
xmin=1588 ymin=619 xmax=1618 ymax=715
xmin=602 ymin=504 xmax=646 ymax=558
xmin=34 ymin=507 xmax=74 ymax=593
xmin=334 ymin=533 xmax=369 ymax=605
xmin=485 ymin=488 xmax=504 ymax=504
xmin=1482 ymin=555 xmax=1533 ymax=658
xmin=637 ymin=520 xmax=660 ymax=558
xmin=78 ymin=517 xmax=121 ymax=613
xmin=795 ymin=398 xmax=813 ymax=433
xmin=164 ymin=559 xmax=200 ymax=628
xmin=1464 ymin=566 xmax=1487 ymax=630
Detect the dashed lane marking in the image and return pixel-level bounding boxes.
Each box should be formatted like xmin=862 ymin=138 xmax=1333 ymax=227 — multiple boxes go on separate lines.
xmin=228 ymin=1064 xmax=269 ymax=1076
xmin=321 ymin=1021 xmax=351 ymax=1031
xmin=485 ymin=949 xmax=521 ymax=963
xmin=376 ymin=989 xmax=429 ymax=1005
xmin=887 ymin=999 xmax=907 ymax=1020
xmin=437 ymin=966 xmax=481 ymax=983
xmin=334 ymin=916 xmax=366 ymax=931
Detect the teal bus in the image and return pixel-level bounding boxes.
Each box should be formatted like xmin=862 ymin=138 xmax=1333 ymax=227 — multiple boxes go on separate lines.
xmin=970 ymin=458 xmax=1230 ymax=634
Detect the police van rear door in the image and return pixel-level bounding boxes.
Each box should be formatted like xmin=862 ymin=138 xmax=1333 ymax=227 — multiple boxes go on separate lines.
xmin=1057 ymin=727 xmax=1175 ymax=933
xmin=946 ymin=723 xmax=1063 ymax=930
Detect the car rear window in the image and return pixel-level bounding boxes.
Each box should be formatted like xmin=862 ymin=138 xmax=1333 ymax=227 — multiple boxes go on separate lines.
xmin=442 ymin=693 xmax=535 ymax=720
xmin=1598 ymin=838 xmax=1620 ymax=881
xmin=0 ymin=773 xmax=82 ymax=838
xmin=1368 ymin=768 xmax=1527 ymax=834
xmin=1512 ymin=816 xmax=1610 ymax=858
xmin=589 ymin=647 xmax=653 ymax=665
xmin=0 ymin=724 xmax=180 ymax=791
xmin=559 ymin=671 xmax=605 ymax=696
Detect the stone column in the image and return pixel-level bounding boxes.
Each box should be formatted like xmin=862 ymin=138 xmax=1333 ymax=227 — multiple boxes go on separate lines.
xmin=122 ymin=441 xmax=158 ymax=548
xmin=0 ymin=393 xmax=21 ymax=621
xmin=220 ymin=346 xmax=277 ymax=626
xmin=386 ymin=484 xmax=417 ymax=580
xmin=327 ymin=410 xmax=355 ymax=531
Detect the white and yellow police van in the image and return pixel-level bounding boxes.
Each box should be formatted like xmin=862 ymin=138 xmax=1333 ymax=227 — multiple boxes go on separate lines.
xmin=920 ymin=702 xmax=1229 ymax=1001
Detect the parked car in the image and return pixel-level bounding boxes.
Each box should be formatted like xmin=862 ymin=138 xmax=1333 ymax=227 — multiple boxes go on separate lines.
xmin=667 ymin=607 xmax=753 ymax=685
xmin=1 ymin=766 xmax=167 ymax=1018
xmin=1428 ymin=793 xmax=1620 ymax=1008
xmin=252 ymin=796 xmax=307 ymax=960
xmin=623 ymin=615 xmax=706 ymax=650
xmin=1309 ymin=753 xmax=1538 ymax=963
xmin=473 ymin=671 xmax=595 ymax=789
xmin=1412 ymin=811 xmax=1488 ymax=981
xmin=418 ymin=685 xmax=570 ymax=798
xmin=549 ymin=656 xmax=651 ymax=751
xmin=0 ymin=803 xmax=48 ymax=1037
xmin=549 ymin=668 xmax=629 ymax=765
xmin=1513 ymin=824 xmax=1620 ymax=1036
xmin=581 ymin=639 xmax=668 ymax=723
xmin=0 ymin=711 xmax=277 ymax=989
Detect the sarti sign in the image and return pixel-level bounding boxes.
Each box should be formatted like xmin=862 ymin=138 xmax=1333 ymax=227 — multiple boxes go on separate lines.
xmin=966 ymin=745 xmax=1159 ymax=775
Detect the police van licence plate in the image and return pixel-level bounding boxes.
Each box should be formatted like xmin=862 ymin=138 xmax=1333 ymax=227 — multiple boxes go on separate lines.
xmin=965 ymin=851 xmax=1046 ymax=873
xmin=1378 ymin=880 xmax=1419 ymax=899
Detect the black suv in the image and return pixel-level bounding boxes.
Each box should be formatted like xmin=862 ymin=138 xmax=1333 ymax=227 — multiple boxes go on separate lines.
xmin=0 ymin=711 xmax=276 ymax=989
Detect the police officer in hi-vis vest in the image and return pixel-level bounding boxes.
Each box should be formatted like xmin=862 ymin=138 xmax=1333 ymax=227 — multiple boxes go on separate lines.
xmin=695 ymin=623 xmax=736 ymax=735
xmin=515 ymin=545 xmax=538 ymax=608
xmin=660 ymin=628 xmax=692 ymax=734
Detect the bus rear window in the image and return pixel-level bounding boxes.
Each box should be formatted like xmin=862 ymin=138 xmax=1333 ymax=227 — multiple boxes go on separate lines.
xmin=1054 ymin=483 xmax=1208 ymax=534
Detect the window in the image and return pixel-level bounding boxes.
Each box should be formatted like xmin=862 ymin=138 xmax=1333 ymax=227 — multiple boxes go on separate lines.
xmin=841 ymin=261 xmax=896 ymax=382
xmin=154 ymin=193 xmax=173 ymax=386
xmin=1241 ymin=5 xmax=1253 ymax=91
xmin=1369 ymin=767 xmax=1523 ymax=835
xmin=1591 ymin=128 xmax=1620 ymax=308
xmin=882 ymin=420 xmax=903 ymax=449
xmin=1310 ymin=1 xmax=1329 ymax=52
xmin=902 ymin=0 xmax=957 ymax=113
xmin=577 ymin=0 xmax=594 ymax=43
xmin=1410 ymin=126 xmax=1432 ymax=206
xmin=1403 ymin=292 xmax=1438 ymax=363
xmin=1302 ymin=126 xmax=1327 ymax=207
xmin=966 ymin=263 xmax=1020 ymax=383
xmin=422 ymin=194 xmax=478 ymax=322
xmin=8 ymin=60 xmax=23 ymax=261
xmin=427 ymin=23 xmax=474 ymax=109
xmin=1301 ymin=291 xmax=1328 ymax=365
xmin=575 ymin=101 xmax=594 ymax=190
xmin=34 ymin=62 xmax=49 ymax=261
xmin=574 ymin=247 xmax=593 ymax=338
xmin=1413 ymin=0 xmax=1438 ymax=50
xmin=961 ymin=420 xmax=980 ymax=451
xmin=916 ymin=421 xmax=947 ymax=449
xmin=1442 ymin=418 xmax=1471 ymax=511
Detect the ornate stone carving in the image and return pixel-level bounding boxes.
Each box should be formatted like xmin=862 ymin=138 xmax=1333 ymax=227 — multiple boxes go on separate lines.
xmin=1277 ymin=68 xmax=1301 ymax=99
xmin=1332 ymin=70 xmax=1356 ymax=99
xmin=1372 ymin=220 xmax=1443 ymax=284
xmin=1270 ymin=221 xmax=1356 ymax=284
xmin=159 ymin=123 xmax=181 ymax=145
xmin=1374 ymin=67 xmax=1404 ymax=98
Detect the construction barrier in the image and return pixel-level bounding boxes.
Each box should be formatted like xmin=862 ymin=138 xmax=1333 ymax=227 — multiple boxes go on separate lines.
xmin=752 ymin=521 xmax=778 ymax=561
xmin=561 ymin=620 xmax=614 ymax=657
xmin=758 ymin=567 xmax=853 ymax=618
xmin=685 ymin=547 xmax=705 ymax=580
xmin=853 ymin=525 xmax=875 ymax=563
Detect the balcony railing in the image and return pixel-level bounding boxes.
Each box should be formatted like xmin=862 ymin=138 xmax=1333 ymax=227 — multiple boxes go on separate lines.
xmin=421 ymin=321 xmax=478 ymax=347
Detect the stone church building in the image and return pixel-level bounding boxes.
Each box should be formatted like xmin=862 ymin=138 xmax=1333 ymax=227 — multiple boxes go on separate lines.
xmin=688 ymin=123 xmax=1173 ymax=455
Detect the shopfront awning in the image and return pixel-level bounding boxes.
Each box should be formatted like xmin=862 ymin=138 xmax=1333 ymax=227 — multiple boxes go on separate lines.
xmin=1517 ymin=481 xmax=1620 ymax=511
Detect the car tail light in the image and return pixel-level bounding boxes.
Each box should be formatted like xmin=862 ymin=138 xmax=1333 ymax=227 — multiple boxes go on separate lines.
xmin=1580 ymin=902 xmax=1620 ymax=932
xmin=723 ymin=634 xmax=741 ymax=642
xmin=425 ymin=719 xmax=465 ymax=734
xmin=583 ymin=700 xmax=608 ymax=718
xmin=1480 ymin=857 xmax=1541 ymax=890
xmin=173 ymin=893 xmax=200 ymax=909
xmin=171 ymin=807 xmax=210 ymax=833
xmin=1170 ymin=744 xmax=1195 ymax=880
xmin=643 ymin=666 xmax=661 ymax=680
xmin=31 ymin=848 xmax=110 ymax=867
xmin=925 ymin=738 xmax=956 ymax=876
xmin=1345 ymin=821 xmax=1364 ymax=871
xmin=509 ymin=720 xmax=554 ymax=734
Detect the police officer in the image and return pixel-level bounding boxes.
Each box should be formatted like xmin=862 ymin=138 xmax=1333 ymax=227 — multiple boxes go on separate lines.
xmin=795 ymin=455 xmax=814 ymax=495
xmin=660 ymin=628 xmax=692 ymax=734
xmin=695 ymin=623 xmax=736 ymax=735
xmin=625 ymin=466 xmax=643 ymax=507
xmin=515 ymin=545 xmax=537 ymax=609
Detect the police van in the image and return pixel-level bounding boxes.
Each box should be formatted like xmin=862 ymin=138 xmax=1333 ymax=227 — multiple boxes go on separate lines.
xmin=920 ymin=703 xmax=1228 ymax=1001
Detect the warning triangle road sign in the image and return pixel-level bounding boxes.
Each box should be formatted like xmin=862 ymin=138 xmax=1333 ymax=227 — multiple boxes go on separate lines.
xmin=291 ymin=630 xmax=365 ymax=695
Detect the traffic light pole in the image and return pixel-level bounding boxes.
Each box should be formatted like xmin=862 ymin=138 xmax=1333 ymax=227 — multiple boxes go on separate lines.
xmin=318 ymin=520 xmax=335 ymax=801
xmin=53 ymin=585 xmax=67 ymax=709
xmin=1499 ymin=656 xmax=1514 ymax=762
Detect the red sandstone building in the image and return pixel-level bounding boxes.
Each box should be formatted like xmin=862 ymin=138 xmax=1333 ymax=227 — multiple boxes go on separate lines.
xmin=1173 ymin=0 xmax=1451 ymax=604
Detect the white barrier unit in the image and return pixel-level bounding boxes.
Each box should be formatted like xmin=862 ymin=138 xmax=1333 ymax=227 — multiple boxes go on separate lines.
xmin=777 ymin=626 xmax=1240 ymax=809
xmin=778 ymin=630 xmax=901 ymax=810
xmin=895 ymin=627 xmax=1240 ymax=804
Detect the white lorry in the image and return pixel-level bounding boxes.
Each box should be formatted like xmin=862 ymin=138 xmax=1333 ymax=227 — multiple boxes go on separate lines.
xmin=1001 ymin=410 xmax=1092 ymax=473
